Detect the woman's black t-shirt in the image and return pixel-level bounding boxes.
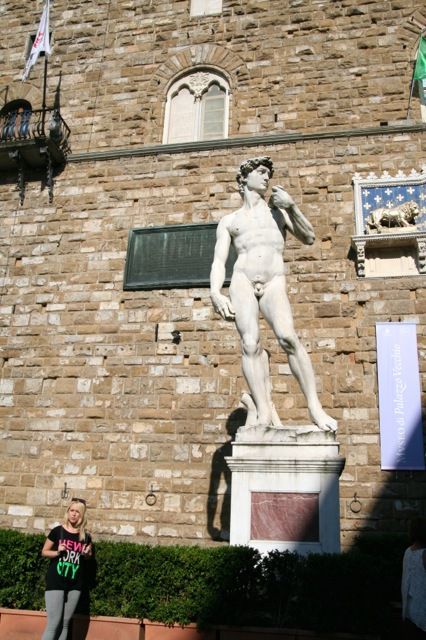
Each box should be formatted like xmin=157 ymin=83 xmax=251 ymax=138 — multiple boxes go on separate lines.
xmin=45 ymin=525 xmax=91 ymax=591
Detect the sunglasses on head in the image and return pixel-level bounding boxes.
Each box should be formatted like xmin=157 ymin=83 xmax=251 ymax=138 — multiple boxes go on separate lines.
xmin=71 ymin=497 xmax=86 ymax=506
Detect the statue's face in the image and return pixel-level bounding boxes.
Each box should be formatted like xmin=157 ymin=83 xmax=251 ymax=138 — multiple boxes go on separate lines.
xmin=244 ymin=164 xmax=270 ymax=194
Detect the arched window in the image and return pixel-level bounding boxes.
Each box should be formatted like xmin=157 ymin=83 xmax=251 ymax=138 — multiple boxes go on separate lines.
xmin=0 ymin=99 xmax=32 ymax=141
xmin=163 ymin=70 xmax=229 ymax=144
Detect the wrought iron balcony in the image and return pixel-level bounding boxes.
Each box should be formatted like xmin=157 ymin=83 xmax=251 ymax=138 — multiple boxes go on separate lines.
xmin=0 ymin=106 xmax=71 ymax=203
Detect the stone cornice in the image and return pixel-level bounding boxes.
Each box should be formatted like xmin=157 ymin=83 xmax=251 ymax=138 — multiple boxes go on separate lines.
xmin=69 ymin=122 xmax=426 ymax=164
xmin=225 ymin=457 xmax=346 ymax=474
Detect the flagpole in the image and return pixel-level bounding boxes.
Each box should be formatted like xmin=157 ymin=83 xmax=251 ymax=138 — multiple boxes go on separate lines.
xmin=41 ymin=55 xmax=48 ymax=135
xmin=407 ymin=29 xmax=426 ymax=120
xmin=41 ymin=0 xmax=50 ymax=136
xmin=406 ymin=58 xmax=417 ymax=120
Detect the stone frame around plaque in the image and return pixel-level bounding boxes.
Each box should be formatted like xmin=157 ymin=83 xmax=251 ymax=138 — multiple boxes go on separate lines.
xmin=351 ymin=166 xmax=426 ymax=278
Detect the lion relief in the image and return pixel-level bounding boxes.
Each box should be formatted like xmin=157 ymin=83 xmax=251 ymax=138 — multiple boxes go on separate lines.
xmin=364 ymin=200 xmax=420 ymax=233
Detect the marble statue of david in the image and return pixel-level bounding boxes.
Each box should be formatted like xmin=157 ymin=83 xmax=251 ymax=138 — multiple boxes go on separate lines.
xmin=210 ymin=156 xmax=337 ymax=432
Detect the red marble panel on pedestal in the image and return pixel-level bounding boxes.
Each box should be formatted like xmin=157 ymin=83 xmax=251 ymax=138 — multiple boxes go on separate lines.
xmin=250 ymin=492 xmax=319 ymax=542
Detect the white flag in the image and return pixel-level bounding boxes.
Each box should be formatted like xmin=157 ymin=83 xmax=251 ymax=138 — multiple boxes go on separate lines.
xmin=22 ymin=1 xmax=51 ymax=81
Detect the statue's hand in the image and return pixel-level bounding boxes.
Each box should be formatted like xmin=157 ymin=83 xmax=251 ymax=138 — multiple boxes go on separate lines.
xmin=210 ymin=292 xmax=235 ymax=321
xmin=270 ymin=185 xmax=296 ymax=210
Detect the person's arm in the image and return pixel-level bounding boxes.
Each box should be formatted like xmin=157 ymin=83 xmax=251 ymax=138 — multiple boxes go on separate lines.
xmin=270 ymin=186 xmax=315 ymax=245
xmin=82 ymin=534 xmax=93 ymax=557
xmin=401 ymin=548 xmax=410 ymax=620
xmin=41 ymin=536 xmax=66 ymax=559
xmin=210 ymin=216 xmax=235 ymax=321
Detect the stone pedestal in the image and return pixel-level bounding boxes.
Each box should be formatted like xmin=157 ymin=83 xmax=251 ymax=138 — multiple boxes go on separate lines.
xmin=226 ymin=426 xmax=345 ymax=555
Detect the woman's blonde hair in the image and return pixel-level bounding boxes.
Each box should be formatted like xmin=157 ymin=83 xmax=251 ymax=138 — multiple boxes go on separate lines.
xmin=62 ymin=500 xmax=88 ymax=542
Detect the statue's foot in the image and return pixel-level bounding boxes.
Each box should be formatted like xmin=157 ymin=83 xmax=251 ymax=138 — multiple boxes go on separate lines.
xmin=240 ymin=394 xmax=275 ymax=428
xmin=240 ymin=392 xmax=258 ymax=427
xmin=309 ymin=406 xmax=337 ymax=432
xmin=256 ymin=411 xmax=274 ymax=428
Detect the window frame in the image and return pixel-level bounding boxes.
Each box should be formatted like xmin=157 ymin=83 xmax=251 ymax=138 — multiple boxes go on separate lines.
xmin=162 ymin=70 xmax=230 ymax=144
xmin=190 ymin=0 xmax=223 ymax=18
xmin=24 ymin=31 xmax=53 ymax=60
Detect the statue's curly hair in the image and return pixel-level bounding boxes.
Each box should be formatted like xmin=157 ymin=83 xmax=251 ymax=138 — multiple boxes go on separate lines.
xmin=236 ymin=156 xmax=274 ymax=194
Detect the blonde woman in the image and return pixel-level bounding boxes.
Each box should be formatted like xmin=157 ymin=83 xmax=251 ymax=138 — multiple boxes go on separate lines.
xmin=41 ymin=499 xmax=92 ymax=640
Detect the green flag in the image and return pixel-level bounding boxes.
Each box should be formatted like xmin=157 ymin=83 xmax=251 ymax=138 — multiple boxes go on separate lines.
xmin=414 ymin=36 xmax=426 ymax=81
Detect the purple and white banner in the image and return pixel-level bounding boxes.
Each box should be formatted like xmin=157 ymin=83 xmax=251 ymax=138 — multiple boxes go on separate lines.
xmin=376 ymin=323 xmax=425 ymax=470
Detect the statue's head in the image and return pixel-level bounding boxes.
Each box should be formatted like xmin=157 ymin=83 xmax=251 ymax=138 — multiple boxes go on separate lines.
xmin=236 ymin=156 xmax=274 ymax=195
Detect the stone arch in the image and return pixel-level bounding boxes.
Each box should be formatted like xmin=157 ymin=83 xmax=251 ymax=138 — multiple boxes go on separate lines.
xmin=144 ymin=44 xmax=249 ymax=144
xmin=401 ymin=9 xmax=426 ymax=41
xmin=0 ymin=80 xmax=43 ymax=110
xmin=151 ymin=44 xmax=249 ymax=94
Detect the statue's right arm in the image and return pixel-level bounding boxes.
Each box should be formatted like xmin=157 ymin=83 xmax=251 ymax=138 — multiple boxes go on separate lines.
xmin=270 ymin=186 xmax=315 ymax=245
xmin=210 ymin=217 xmax=235 ymax=321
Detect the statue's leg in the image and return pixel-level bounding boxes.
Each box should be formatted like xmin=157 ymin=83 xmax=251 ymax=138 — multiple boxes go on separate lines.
xmin=239 ymin=352 xmax=280 ymax=427
xmin=262 ymin=349 xmax=282 ymax=426
xmin=230 ymin=275 xmax=272 ymax=426
xmin=260 ymin=277 xmax=337 ymax=431
xmin=239 ymin=392 xmax=257 ymax=426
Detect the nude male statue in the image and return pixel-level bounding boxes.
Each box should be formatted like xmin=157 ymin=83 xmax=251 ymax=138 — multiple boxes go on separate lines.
xmin=210 ymin=156 xmax=337 ymax=432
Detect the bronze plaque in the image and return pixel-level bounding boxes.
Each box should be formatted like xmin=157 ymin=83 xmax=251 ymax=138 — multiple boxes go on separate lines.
xmin=124 ymin=223 xmax=236 ymax=290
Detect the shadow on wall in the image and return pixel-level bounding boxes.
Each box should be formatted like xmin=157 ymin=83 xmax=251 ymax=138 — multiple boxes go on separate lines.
xmin=207 ymin=408 xmax=246 ymax=542
xmin=345 ymin=416 xmax=426 ymax=541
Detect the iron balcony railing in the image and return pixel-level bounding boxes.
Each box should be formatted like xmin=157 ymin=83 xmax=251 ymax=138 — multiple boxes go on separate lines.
xmin=0 ymin=106 xmax=71 ymax=156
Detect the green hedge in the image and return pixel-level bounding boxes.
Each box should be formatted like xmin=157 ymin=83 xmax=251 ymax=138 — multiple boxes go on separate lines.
xmin=0 ymin=529 xmax=406 ymax=634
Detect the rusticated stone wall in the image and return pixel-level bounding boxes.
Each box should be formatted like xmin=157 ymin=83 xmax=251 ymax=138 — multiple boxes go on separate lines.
xmin=2 ymin=0 xmax=425 ymax=149
xmin=0 ymin=0 xmax=425 ymax=548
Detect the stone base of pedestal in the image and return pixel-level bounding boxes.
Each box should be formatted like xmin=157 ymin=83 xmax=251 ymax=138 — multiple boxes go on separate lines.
xmin=225 ymin=426 xmax=345 ymax=555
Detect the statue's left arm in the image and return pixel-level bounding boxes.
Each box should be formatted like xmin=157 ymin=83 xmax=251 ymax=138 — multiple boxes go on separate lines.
xmin=269 ymin=186 xmax=315 ymax=245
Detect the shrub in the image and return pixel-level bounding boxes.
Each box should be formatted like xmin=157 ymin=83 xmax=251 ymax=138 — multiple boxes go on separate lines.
xmin=92 ymin=542 xmax=262 ymax=625
xmin=257 ymin=550 xmax=305 ymax=627
xmin=0 ymin=528 xmax=405 ymax=635
xmin=0 ymin=529 xmax=46 ymax=610
xmin=287 ymin=550 xmax=394 ymax=634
